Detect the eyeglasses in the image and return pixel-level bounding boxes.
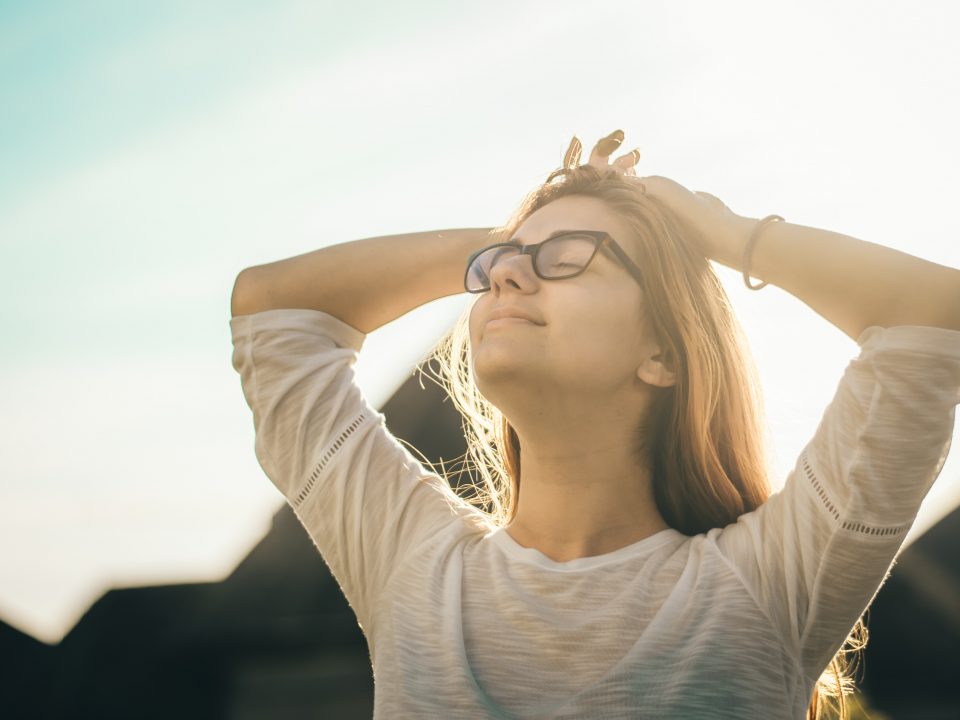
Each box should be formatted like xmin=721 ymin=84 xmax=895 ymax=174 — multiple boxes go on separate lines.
xmin=463 ymin=230 xmax=646 ymax=293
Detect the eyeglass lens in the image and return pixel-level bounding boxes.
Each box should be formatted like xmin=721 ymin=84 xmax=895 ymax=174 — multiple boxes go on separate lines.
xmin=465 ymin=233 xmax=598 ymax=292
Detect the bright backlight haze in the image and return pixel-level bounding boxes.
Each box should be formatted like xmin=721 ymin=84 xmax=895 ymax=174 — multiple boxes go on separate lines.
xmin=2 ymin=0 xmax=959 ymax=643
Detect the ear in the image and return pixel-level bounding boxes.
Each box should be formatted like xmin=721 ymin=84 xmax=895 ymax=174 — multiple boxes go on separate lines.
xmin=636 ymin=349 xmax=677 ymax=388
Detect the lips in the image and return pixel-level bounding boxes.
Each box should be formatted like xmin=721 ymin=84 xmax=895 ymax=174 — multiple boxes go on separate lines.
xmin=486 ymin=306 xmax=543 ymax=325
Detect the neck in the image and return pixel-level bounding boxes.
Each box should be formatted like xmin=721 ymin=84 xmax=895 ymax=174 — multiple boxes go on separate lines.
xmin=504 ymin=438 xmax=669 ymax=562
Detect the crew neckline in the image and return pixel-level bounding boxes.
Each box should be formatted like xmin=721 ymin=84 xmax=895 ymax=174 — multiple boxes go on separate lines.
xmin=487 ymin=525 xmax=684 ymax=571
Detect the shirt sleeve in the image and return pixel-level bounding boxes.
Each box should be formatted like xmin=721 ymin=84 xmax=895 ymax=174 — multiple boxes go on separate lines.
xmin=711 ymin=323 xmax=960 ymax=682
xmin=230 ymin=307 xmax=485 ymax=634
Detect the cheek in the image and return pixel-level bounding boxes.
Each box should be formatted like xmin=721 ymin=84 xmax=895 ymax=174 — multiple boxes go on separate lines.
xmin=559 ymin=302 xmax=641 ymax=360
xmin=560 ymin=295 xmax=624 ymax=337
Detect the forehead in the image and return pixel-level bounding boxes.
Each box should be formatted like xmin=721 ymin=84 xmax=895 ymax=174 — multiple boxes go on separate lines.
xmin=514 ymin=195 xmax=630 ymax=243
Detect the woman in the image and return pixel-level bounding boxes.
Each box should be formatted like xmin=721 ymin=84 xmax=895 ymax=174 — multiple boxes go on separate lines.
xmin=230 ymin=130 xmax=960 ymax=719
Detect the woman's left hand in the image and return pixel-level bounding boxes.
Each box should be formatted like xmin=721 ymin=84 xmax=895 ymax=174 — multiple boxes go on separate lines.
xmin=634 ymin=175 xmax=756 ymax=262
xmin=564 ymin=130 xmax=756 ymax=261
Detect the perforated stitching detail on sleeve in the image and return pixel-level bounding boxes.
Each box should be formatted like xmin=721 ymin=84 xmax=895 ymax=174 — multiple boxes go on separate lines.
xmin=839 ymin=519 xmax=910 ymax=537
xmin=801 ymin=449 xmax=840 ymax=521
xmin=801 ymin=448 xmax=911 ymax=538
xmin=293 ymin=411 xmax=370 ymax=508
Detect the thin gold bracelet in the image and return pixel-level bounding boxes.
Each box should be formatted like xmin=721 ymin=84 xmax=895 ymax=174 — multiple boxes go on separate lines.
xmin=742 ymin=214 xmax=785 ymax=290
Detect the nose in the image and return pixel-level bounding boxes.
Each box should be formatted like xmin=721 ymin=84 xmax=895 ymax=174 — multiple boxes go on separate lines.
xmin=487 ymin=251 xmax=539 ymax=294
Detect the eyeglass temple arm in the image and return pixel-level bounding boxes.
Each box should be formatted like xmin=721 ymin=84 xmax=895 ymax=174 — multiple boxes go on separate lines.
xmin=602 ymin=236 xmax=646 ymax=290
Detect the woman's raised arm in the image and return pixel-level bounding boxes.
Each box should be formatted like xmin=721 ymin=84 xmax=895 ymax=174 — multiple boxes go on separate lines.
xmin=634 ymin=173 xmax=960 ymax=340
xmin=231 ymin=227 xmax=494 ymax=333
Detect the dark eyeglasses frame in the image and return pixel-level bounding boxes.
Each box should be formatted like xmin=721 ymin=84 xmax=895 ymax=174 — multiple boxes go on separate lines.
xmin=463 ymin=230 xmax=646 ymax=294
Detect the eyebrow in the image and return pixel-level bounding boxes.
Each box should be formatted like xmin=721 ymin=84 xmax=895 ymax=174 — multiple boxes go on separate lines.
xmin=508 ymin=229 xmax=583 ymax=247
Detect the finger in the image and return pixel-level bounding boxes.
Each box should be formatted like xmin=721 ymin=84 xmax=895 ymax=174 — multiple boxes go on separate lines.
xmin=588 ymin=129 xmax=624 ymax=167
xmin=612 ymin=147 xmax=641 ymax=171
xmin=696 ymin=191 xmax=731 ymax=210
xmin=563 ymin=136 xmax=583 ymax=169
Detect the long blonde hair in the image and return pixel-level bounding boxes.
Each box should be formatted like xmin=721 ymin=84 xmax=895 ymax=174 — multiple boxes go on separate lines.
xmin=419 ymin=164 xmax=868 ymax=719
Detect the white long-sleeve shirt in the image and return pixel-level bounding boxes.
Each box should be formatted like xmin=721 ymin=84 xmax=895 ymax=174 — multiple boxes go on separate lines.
xmin=230 ymin=307 xmax=960 ymax=719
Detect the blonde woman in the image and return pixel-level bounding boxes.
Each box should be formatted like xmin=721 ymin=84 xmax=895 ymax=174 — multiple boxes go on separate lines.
xmin=230 ymin=130 xmax=960 ymax=719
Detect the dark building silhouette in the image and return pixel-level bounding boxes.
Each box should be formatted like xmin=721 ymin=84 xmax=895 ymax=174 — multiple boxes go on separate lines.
xmin=2 ymin=356 xmax=958 ymax=718
xmin=856 ymin=505 xmax=960 ymax=718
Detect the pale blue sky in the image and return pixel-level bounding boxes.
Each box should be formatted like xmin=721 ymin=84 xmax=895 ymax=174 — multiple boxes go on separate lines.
xmin=2 ymin=0 xmax=959 ymax=643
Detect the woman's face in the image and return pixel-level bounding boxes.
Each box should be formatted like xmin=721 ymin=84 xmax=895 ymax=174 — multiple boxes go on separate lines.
xmin=468 ymin=195 xmax=659 ymax=409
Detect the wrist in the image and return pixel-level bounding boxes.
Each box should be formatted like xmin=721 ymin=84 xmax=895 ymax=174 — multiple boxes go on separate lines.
xmin=712 ymin=215 xmax=759 ymax=269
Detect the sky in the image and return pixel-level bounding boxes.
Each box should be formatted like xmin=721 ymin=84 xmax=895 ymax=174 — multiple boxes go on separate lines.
xmin=2 ymin=0 xmax=959 ymax=644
